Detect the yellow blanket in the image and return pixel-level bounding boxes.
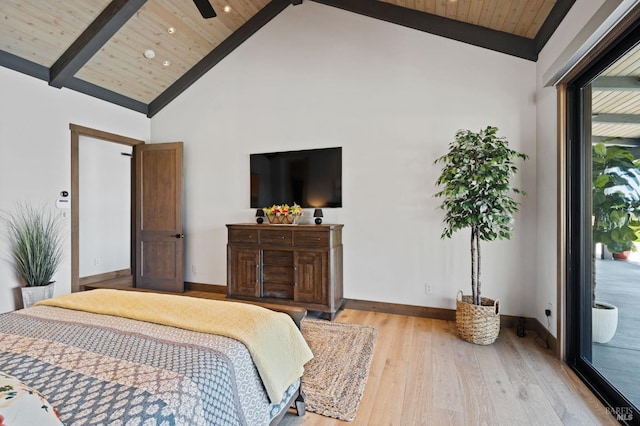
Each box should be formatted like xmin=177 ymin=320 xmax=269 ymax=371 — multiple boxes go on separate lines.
xmin=36 ymin=289 xmax=313 ymax=403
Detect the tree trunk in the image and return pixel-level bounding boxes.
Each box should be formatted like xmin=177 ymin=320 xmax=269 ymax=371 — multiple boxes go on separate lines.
xmin=476 ymin=233 xmax=481 ymax=305
xmin=471 ymin=227 xmax=477 ymax=305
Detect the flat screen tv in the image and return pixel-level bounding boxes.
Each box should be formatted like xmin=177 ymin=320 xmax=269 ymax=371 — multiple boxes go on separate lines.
xmin=250 ymin=147 xmax=342 ymax=208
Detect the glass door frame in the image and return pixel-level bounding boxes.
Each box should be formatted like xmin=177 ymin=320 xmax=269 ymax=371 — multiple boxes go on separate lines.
xmin=565 ymin=20 xmax=640 ymax=423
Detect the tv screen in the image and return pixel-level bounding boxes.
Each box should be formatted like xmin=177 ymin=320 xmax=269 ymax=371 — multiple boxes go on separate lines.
xmin=250 ymin=147 xmax=342 ymax=208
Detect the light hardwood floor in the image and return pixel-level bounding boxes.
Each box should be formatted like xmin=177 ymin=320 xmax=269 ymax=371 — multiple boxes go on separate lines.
xmin=88 ymin=285 xmax=617 ymax=425
xmin=278 ymin=309 xmax=617 ymax=426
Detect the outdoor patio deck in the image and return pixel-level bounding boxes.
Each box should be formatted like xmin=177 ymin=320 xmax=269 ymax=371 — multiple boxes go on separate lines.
xmin=592 ymin=258 xmax=640 ymax=406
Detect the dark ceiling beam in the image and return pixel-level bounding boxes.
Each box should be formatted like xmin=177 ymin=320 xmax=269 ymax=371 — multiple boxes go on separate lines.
xmin=534 ymin=0 xmax=576 ymax=54
xmin=148 ymin=0 xmax=291 ymax=118
xmin=0 ymin=49 xmax=146 ymax=113
xmin=65 ymin=78 xmax=148 ymax=114
xmin=0 ymin=50 xmax=49 ymax=81
xmin=49 ymin=0 xmax=148 ymax=88
xmin=593 ymin=76 xmax=640 ymax=91
xmin=311 ymin=0 xmax=537 ymax=61
xmin=593 ymin=113 xmax=640 ymax=124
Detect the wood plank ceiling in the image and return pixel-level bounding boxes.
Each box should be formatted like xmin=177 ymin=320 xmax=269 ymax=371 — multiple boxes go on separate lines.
xmin=0 ymin=0 xmax=575 ymax=117
xmin=593 ymin=43 xmax=640 ymax=142
xmin=380 ymin=0 xmax=556 ymax=39
xmin=76 ymin=0 xmax=270 ymax=104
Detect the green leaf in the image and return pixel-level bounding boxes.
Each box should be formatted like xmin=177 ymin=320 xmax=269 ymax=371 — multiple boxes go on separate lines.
xmin=594 ymin=143 xmax=606 ymax=156
xmin=593 ymin=174 xmax=610 ymax=188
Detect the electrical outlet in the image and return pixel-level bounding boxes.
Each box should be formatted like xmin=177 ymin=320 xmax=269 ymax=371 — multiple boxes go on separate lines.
xmin=93 ymin=258 xmax=99 ymax=266
xmin=191 ymin=265 xmax=197 ymax=274
xmin=425 ymin=283 xmax=432 ymax=294
xmin=545 ymin=308 xmax=551 ymax=317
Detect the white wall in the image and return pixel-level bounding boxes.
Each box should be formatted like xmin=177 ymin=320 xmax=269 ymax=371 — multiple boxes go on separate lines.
xmin=79 ymin=137 xmax=132 ymax=277
xmin=0 ymin=67 xmax=149 ymax=313
xmin=2 ymin=0 xmax=612 ymax=322
xmin=535 ymin=0 xmax=610 ymax=337
xmin=151 ymin=2 xmax=538 ymax=316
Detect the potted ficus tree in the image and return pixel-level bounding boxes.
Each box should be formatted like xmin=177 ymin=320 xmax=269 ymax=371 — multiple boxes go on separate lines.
xmin=435 ymin=126 xmax=528 ymax=345
xmin=591 ymin=143 xmax=640 ymax=343
xmin=3 ymin=202 xmax=64 ymax=308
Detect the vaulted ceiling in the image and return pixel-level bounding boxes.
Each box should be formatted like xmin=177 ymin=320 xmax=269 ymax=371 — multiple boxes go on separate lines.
xmin=0 ymin=0 xmax=575 ymax=117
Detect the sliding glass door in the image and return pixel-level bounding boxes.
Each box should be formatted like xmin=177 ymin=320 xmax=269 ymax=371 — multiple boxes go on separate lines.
xmin=566 ymin=21 xmax=640 ymax=424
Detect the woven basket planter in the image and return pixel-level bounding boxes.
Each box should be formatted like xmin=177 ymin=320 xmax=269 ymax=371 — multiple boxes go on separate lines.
xmin=455 ymin=290 xmax=500 ymax=345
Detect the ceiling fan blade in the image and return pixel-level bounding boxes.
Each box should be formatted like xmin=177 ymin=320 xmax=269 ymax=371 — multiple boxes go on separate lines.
xmin=193 ymin=0 xmax=217 ymax=18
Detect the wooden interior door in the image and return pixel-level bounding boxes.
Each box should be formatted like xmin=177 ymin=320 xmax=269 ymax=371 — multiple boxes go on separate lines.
xmin=135 ymin=142 xmax=184 ymax=292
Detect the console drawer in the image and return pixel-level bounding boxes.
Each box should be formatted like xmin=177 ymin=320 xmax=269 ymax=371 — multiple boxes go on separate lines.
xmin=260 ymin=229 xmax=293 ymax=245
xmin=229 ymin=229 xmax=258 ymax=244
xmin=294 ymin=231 xmax=329 ymax=247
xmin=263 ymin=250 xmax=293 ymax=266
xmin=263 ymin=265 xmax=294 ymax=283
xmin=263 ymin=282 xmax=294 ymax=299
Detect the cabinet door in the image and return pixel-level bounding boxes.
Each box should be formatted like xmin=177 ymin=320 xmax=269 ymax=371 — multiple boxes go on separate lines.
xmin=228 ymin=248 xmax=260 ymax=297
xmin=294 ymin=251 xmax=327 ymax=304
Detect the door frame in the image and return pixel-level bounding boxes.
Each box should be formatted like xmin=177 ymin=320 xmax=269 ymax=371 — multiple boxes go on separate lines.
xmin=69 ymin=124 xmax=145 ymax=293
xmin=563 ymin=16 xmax=640 ymax=420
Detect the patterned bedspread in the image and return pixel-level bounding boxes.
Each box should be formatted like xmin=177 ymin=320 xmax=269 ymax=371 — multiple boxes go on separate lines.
xmin=0 ymin=305 xmax=296 ymax=425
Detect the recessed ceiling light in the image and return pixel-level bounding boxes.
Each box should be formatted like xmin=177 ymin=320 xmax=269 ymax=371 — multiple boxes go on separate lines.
xmin=162 ymin=60 xmax=171 ymax=67
xmin=143 ymin=49 xmax=155 ymax=59
xmin=167 ymin=26 xmax=176 ymax=34
xmin=223 ymin=5 xmax=231 ymax=13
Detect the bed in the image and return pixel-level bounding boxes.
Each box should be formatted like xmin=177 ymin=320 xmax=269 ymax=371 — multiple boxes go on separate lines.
xmin=0 ymin=289 xmax=313 ymax=425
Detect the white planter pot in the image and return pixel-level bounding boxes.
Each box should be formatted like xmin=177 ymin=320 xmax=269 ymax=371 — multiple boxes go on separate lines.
xmin=21 ymin=282 xmax=56 ymax=309
xmin=592 ymin=301 xmax=618 ymax=344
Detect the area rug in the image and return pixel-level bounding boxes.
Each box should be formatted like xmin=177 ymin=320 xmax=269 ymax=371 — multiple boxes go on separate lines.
xmin=300 ymin=319 xmax=379 ymax=421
